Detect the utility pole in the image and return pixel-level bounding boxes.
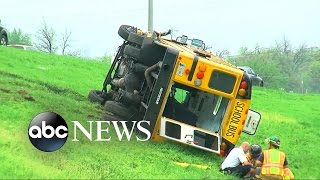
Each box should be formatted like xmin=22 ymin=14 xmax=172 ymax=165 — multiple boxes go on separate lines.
xmin=148 ymin=0 xmax=153 ymax=32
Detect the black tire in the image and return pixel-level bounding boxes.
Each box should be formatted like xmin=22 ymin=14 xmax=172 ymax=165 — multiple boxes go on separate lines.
xmin=260 ymin=81 xmax=264 ymax=87
xmin=124 ymin=43 xmax=166 ymax=66
xmin=124 ymin=45 xmax=140 ymax=59
xmin=128 ymin=32 xmax=145 ymax=46
xmin=104 ymin=101 xmax=138 ymax=120
xmin=88 ymin=90 xmax=104 ymax=104
xmin=0 ymin=34 xmax=7 ymax=46
xmin=118 ymin=25 xmax=133 ymax=41
xmin=139 ymin=41 xmax=167 ymax=66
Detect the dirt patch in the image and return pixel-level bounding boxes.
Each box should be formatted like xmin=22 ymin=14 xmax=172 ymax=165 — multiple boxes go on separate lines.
xmin=0 ymin=88 xmax=11 ymax=93
xmin=0 ymin=70 xmax=85 ymax=101
xmin=17 ymin=89 xmax=35 ymax=101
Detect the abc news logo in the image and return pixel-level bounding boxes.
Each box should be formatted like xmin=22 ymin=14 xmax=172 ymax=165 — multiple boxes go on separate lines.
xmin=28 ymin=112 xmax=150 ymax=152
xmin=28 ymin=112 xmax=68 ymax=152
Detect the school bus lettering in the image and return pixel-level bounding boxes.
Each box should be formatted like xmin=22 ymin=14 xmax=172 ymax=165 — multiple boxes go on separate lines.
xmin=236 ymin=101 xmax=245 ymax=109
xmin=226 ymin=124 xmax=237 ymax=137
xmin=226 ymin=102 xmax=245 ymax=137
xmin=156 ymin=87 xmax=164 ymax=105
xmin=230 ymin=112 xmax=241 ymax=124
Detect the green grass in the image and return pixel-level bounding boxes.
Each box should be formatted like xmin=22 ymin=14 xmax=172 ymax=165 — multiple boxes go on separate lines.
xmin=0 ymin=46 xmax=319 ymax=179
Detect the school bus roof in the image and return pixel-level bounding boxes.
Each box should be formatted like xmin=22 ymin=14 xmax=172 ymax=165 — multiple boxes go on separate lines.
xmin=158 ymin=38 xmax=237 ymax=69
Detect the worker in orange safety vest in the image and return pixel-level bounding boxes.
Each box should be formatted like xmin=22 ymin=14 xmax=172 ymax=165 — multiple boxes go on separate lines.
xmin=256 ymin=136 xmax=294 ymax=180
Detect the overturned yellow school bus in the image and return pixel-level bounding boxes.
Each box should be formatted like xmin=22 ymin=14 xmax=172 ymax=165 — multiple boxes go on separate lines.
xmin=88 ymin=25 xmax=261 ymax=155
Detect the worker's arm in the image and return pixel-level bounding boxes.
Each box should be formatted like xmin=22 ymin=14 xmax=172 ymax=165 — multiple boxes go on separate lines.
xmin=255 ymin=153 xmax=263 ymax=167
xmin=283 ymin=157 xmax=289 ymax=169
xmin=240 ymin=154 xmax=253 ymax=166
xmin=242 ymin=161 xmax=253 ymax=166
xmin=255 ymin=160 xmax=262 ymax=167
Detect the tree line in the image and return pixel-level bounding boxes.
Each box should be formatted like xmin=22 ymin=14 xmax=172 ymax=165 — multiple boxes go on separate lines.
xmin=228 ymin=37 xmax=320 ymax=93
xmin=5 ymin=20 xmax=320 ymax=93
xmin=7 ymin=19 xmax=80 ymax=56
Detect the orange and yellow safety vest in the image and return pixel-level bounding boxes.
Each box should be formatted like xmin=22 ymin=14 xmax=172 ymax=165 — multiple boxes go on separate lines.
xmin=261 ymin=149 xmax=285 ymax=177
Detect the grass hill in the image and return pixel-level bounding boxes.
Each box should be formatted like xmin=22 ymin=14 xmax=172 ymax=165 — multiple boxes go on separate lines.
xmin=0 ymin=47 xmax=319 ymax=179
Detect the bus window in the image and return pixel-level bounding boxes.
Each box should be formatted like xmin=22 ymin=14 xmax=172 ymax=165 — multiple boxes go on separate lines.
xmin=208 ymin=70 xmax=236 ymax=94
xmin=194 ymin=130 xmax=219 ymax=150
xmin=165 ymin=121 xmax=182 ymax=140
xmin=195 ymin=93 xmax=229 ymax=133
xmin=174 ymin=88 xmax=188 ymax=104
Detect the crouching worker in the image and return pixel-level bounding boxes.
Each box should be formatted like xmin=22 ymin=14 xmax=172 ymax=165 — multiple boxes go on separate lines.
xmin=247 ymin=144 xmax=262 ymax=164
xmin=256 ymin=136 xmax=294 ymax=180
xmin=246 ymin=144 xmax=262 ymax=177
xmin=220 ymin=142 xmax=254 ymax=178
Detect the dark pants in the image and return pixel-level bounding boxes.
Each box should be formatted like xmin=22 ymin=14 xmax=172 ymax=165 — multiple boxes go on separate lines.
xmin=224 ymin=164 xmax=251 ymax=177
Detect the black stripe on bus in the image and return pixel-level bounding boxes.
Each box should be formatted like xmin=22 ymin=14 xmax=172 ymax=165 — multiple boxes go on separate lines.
xmin=188 ymin=55 xmax=198 ymax=81
xmin=143 ymin=47 xmax=179 ymax=134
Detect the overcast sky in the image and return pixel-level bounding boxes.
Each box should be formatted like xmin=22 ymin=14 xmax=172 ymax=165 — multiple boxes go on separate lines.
xmin=1 ymin=0 xmax=319 ymax=57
